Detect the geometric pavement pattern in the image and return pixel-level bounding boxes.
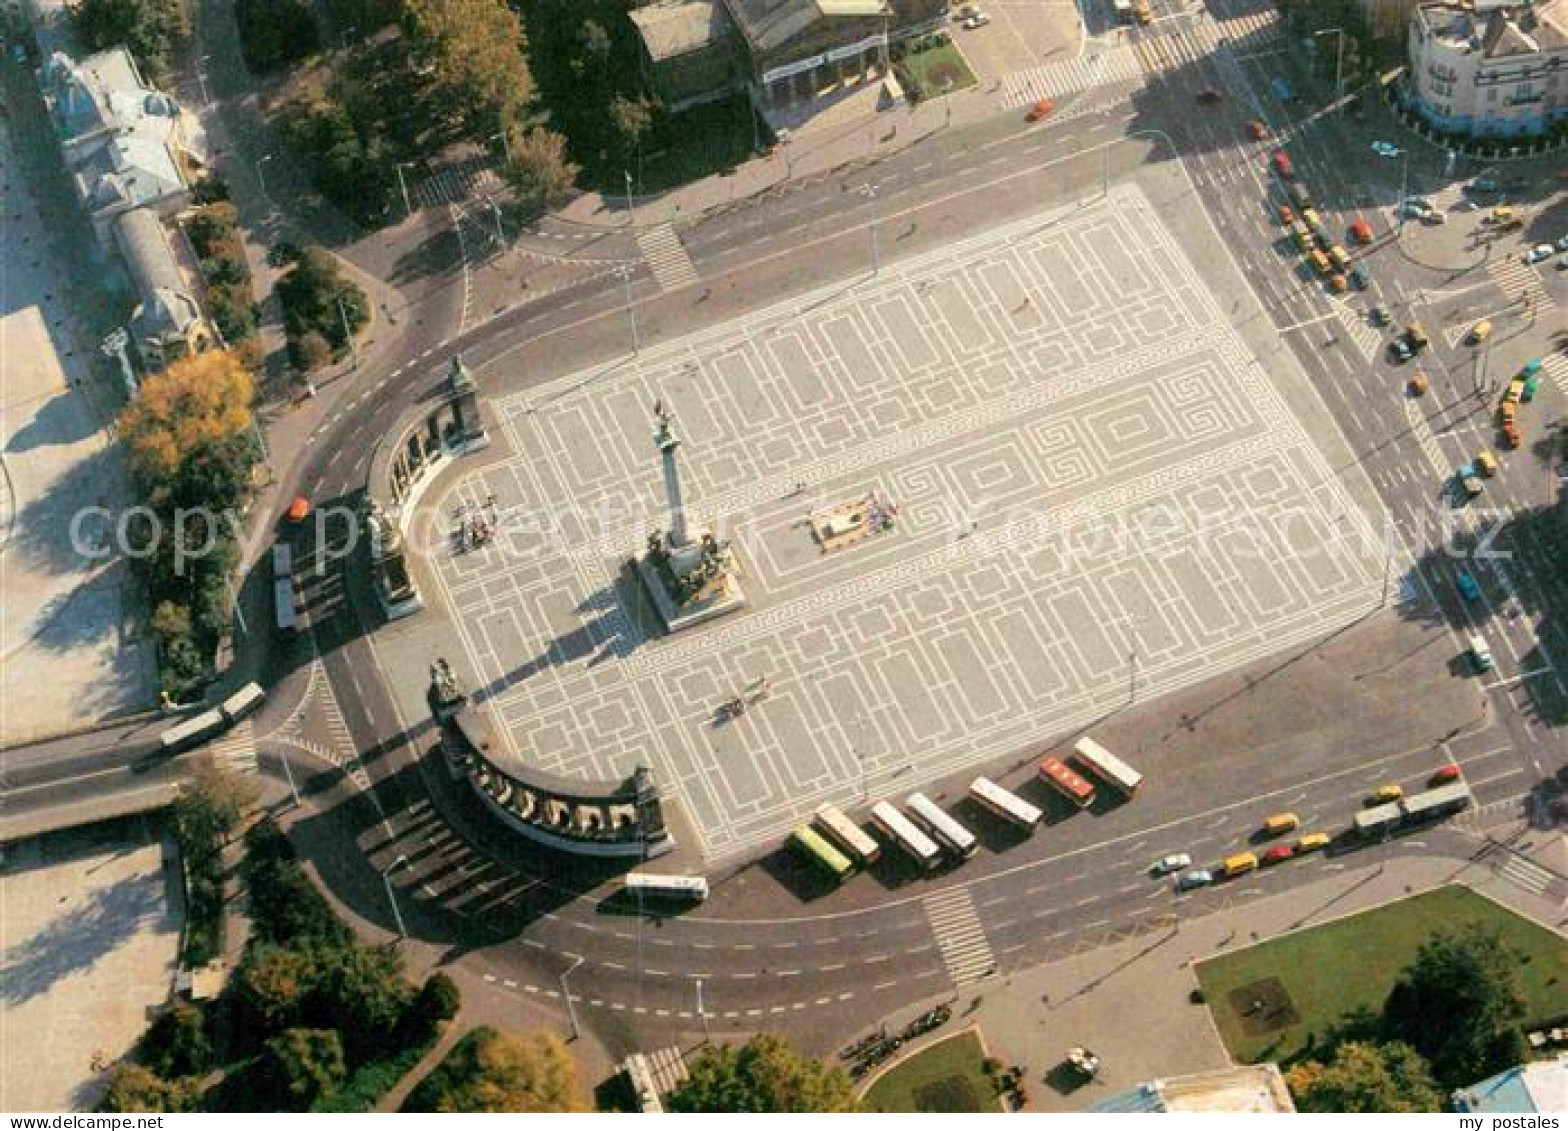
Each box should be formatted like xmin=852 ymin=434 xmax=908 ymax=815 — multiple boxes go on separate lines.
xmin=428 ymin=182 xmax=1387 ymax=860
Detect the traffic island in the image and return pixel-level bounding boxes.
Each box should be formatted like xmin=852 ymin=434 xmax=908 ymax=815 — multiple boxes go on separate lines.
xmin=861 ymin=1029 xmax=1006 ymax=1113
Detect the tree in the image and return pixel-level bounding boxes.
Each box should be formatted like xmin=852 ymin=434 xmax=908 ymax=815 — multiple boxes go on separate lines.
xmin=239 ymin=944 xmax=321 ymax=1031
xmin=275 ymin=246 xmax=369 ymax=356
xmin=668 ymin=1033 xmax=860 ymax=1113
xmin=1286 ymin=1040 xmax=1443 ymax=1113
xmin=404 ymin=1027 xmax=587 ymax=1113
xmin=174 ymin=758 xmax=260 ymax=849
xmin=609 ymin=94 xmax=654 ymax=165
xmin=117 ymin=350 xmax=257 ymax=508
xmin=292 ymin=330 xmax=334 ymax=373
xmin=313 ymin=942 xmax=413 ymax=1055
xmin=235 ymin=0 xmax=319 ymax=72
xmin=138 ymin=1002 xmax=212 ymax=1079
xmin=261 ymin=1028 xmax=346 ymax=1109
xmin=400 ymin=971 xmax=461 ymax=1045
xmin=97 ymin=1064 xmax=197 ymax=1113
xmin=501 ymin=127 xmax=576 ymax=210
xmin=402 ymin=0 xmax=533 ymax=139
xmin=1382 ymin=925 xmax=1528 ymax=1088
xmin=72 ymin=0 xmax=184 ymax=83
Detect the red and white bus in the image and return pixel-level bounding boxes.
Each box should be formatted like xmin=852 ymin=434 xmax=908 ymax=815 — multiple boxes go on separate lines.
xmin=1038 ymin=756 xmax=1095 ymax=809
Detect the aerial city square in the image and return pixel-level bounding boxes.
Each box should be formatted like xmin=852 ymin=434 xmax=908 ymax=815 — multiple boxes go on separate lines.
xmin=0 ymin=0 xmax=1564 ymax=1116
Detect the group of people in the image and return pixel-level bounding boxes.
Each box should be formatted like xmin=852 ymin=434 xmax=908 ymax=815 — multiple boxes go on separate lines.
xmin=721 ymin=675 xmax=772 ymax=719
xmin=453 ymin=494 xmax=499 ymax=552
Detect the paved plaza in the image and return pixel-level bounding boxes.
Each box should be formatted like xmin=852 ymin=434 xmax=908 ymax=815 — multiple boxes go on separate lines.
xmin=430 ymin=183 xmax=1387 ymax=859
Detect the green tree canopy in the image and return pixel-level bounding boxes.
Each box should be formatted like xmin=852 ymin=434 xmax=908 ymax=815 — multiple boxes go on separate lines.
xmin=667 ymin=1033 xmax=861 ymax=1113
xmin=261 ymin=1028 xmax=347 ymax=1109
xmin=174 ymin=759 xmax=260 ymax=850
xmin=97 ymin=1064 xmax=198 ymax=1113
xmin=501 ymin=126 xmax=576 ymax=210
xmin=402 ymin=0 xmax=533 ymax=138
xmin=137 ymin=1002 xmax=213 ymax=1080
xmin=404 ymin=1026 xmax=586 ymax=1113
xmin=1382 ymin=924 xmax=1528 ymax=1088
xmin=239 ymin=943 xmax=322 ymax=1031
xmin=71 ymin=0 xmax=184 ymax=83
xmin=1286 ymin=1040 xmax=1443 ymax=1113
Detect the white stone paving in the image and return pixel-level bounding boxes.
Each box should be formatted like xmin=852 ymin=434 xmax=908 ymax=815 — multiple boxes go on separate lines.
xmin=428 ymin=183 xmax=1387 ymax=860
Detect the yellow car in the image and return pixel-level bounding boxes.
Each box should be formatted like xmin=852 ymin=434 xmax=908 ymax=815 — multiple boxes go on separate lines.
xmin=1476 ymin=450 xmax=1498 ymax=477
xmin=1264 ymin=812 xmax=1300 ymax=836
xmin=1470 ymin=320 xmax=1492 ymax=344
xmin=1295 ymin=832 xmax=1331 ymax=853
xmin=1369 ymin=784 xmax=1404 ymax=804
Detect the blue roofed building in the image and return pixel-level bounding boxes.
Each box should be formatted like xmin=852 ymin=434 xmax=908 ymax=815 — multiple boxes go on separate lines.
xmin=1088 ymin=1064 xmax=1296 ymax=1114
xmin=1453 ymin=1058 xmax=1567 ymax=1113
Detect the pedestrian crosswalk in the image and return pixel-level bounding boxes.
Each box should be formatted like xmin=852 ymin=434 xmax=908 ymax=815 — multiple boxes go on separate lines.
xmin=1493 ymin=852 xmax=1560 ymax=899
xmin=411 ymin=157 xmax=504 ymax=211
xmin=1331 ymin=298 xmax=1381 ymax=362
xmin=637 ymin=223 xmax=700 ymax=292
xmin=923 ymin=887 xmax=995 ymax=987
xmin=1487 ymin=255 xmax=1555 ymax=313
xmin=210 ymin=718 xmax=257 ymax=776
xmin=1208 ymin=7 xmax=1284 ymax=58
xmin=1000 ymin=45 xmax=1142 ymax=108
xmin=1540 ymin=351 xmax=1568 ymax=397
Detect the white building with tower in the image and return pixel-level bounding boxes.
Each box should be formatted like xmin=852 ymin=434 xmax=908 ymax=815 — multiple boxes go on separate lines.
xmin=1404 ymin=0 xmax=1568 ymax=138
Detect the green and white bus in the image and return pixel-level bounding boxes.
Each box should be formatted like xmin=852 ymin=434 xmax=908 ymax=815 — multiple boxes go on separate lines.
xmin=790 ymin=824 xmax=853 ymax=884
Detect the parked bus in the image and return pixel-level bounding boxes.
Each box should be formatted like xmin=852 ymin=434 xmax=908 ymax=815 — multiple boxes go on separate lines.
xmin=1072 ymin=737 xmax=1143 ymax=797
xmin=968 ymin=776 xmax=1042 ymax=831
xmin=623 ymin=872 xmax=709 ymax=903
xmin=1038 ymin=756 xmax=1095 ymax=809
xmin=1353 ymin=801 xmax=1402 ymax=838
xmin=159 ymin=708 xmax=227 ymax=755
xmin=905 ymin=792 xmax=977 ymax=860
xmin=869 ymin=801 xmax=941 ymax=871
xmin=219 ymin=682 xmax=265 ymax=724
xmin=790 ymin=824 xmax=853 ymax=884
xmin=272 ymin=542 xmax=293 ymax=579
xmin=813 ymin=802 xmax=881 ymax=865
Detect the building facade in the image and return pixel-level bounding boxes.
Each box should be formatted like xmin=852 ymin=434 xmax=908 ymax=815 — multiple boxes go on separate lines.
xmin=1405 ymin=0 xmax=1568 ymax=138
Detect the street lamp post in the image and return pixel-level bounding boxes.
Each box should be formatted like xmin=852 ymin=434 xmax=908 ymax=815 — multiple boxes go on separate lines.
xmin=695 ymin=978 xmax=712 ymax=1043
xmin=381 ymin=856 xmax=408 ymax=938
xmin=336 ymin=295 xmax=358 ymax=369
xmin=624 ymin=170 xmax=635 ymax=227
xmin=560 ymin=955 xmax=585 ymax=1041
xmin=196 ymin=55 xmax=211 ymax=107
xmin=615 ymin=264 xmax=641 ymax=354
xmin=855 ymin=183 xmax=880 ymax=275
xmin=255 ymin=153 xmax=274 ymax=200
xmin=1312 ymin=27 xmax=1345 ymax=110
xmin=100 ymin=327 xmax=136 ymax=398
xmin=483 ymin=195 xmax=505 ymax=247
xmin=395 ymin=162 xmax=416 ymax=217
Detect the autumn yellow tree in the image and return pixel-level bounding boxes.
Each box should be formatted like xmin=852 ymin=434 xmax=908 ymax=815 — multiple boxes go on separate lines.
xmin=404 ymin=1027 xmax=587 ymax=1113
xmin=402 ymin=0 xmax=533 ymax=140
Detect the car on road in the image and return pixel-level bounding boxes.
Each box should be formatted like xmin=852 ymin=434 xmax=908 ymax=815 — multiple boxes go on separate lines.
xmin=1408 ymin=369 xmax=1429 ymax=395
xmin=1404 ymin=197 xmax=1435 ymax=216
xmin=1370 ymin=304 xmax=1392 ymax=326
xmin=1349 ymin=218 xmax=1373 ymax=245
xmin=1523 ymin=376 xmax=1540 ymax=402
xmin=1295 ymin=832 xmax=1330 ymax=853
xmin=1277 ymin=203 xmax=1295 ymax=225
xmin=1026 ymin=98 xmax=1055 ymax=122
xmin=1476 ymin=449 xmax=1498 ymax=476
xmin=1469 ymin=633 xmax=1495 ymax=673
xmin=1420 ymin=208 xmax=1447 ymax=225
xmin=1457 ymin=465 xmax=1483 ymax=500
xmin=1261 ymin=845 xmax=1295 ymax=865
xmin=1349 ymin=263 xmax=1369 ymax=289
xmin=1176 ymin=868 xmax=1215 ymax=891
xmin=286 ymin=496 xmax=312 ymax=523
xmin=1390 ymin=337 xmax=1414 ymax=362
xmin=1457 ymin=571 xmax=1482 ymax=601
xmin=1469 ymin=176 xmax=1500 ymax=193
xmin=1369 ymin=784 xmax=1404 ymax=805
xmin=1470 ymin=319 xmax=1492 ymax=344
xmin=1406 ymin=322 xmax=1429 ymax=351
xmin=1271 ymin=149 xmax=1293 ymax=178
xmin=961 ymin=12 xmax=990 ymax=27
xmin=1370 ymin=141 xmax=1402 ymax=158
xmin=1152 ymin=853 xmax=1193 ymax=875
xmin=1430 ymin=764 xmax=1463 ymax=785
xmin=1524 ymin=243 xmax=1554 ymax=264
xmin=1555 ymin=234 xmax=1568 ymax=251
xmin=1263 ymin=812 xmax=1300 ymax=837
xmin=1249 ymin=119 xmax=1268 ymax=140
xmin=1197 ymin=88 xmax=1223 ymax=104
xmin=1502 ymin=421 xmax=1522 ymax=449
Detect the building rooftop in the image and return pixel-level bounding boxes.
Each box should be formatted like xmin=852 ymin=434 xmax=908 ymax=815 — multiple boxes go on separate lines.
xmin=630 ymin=0 xmax=730 ymax=61
xmin=1417 ymin=0 xmax=1568 ymax=56
xmin=1454 ymin=1059 xmax=1567 ymax=1113
xmin=1089 ymin=1065 xmax=1297 ymax=1114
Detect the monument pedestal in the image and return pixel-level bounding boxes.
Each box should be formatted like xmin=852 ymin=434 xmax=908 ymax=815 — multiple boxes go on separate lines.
xmin=634 ymin=549 xmax=748 ymax=634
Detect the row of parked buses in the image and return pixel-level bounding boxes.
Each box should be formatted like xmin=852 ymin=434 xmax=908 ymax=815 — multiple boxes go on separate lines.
xmin=157 ymin=681 xmax=267 ymax=755
xmin=623 ymin=736 xmax=1145 ymax=903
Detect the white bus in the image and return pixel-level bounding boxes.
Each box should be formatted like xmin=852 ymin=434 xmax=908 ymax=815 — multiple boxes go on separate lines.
xmin=905 ymin=792 xmax=978 ymax=860
xmin=968 ymin=776 xmax=1042 ymax=832
xmin=272 ymin=542 xmax=293 ymax=580
xmin=870 ymin=801 xmax=941 ymax=871
xmin=275 ymin=577 xmax=300 ymax=633
xmin=219 ymin=682 xmax=265 ymax=724
xmin=623 ymin=872 xmax=710 ymax=902
xmin=813 ymin=802 xmax=881 ymax=865
xmin=159 ymin=707 xmax=227 ymax=754
xmin=1072 ymin=736 xmax=1144 ymax=797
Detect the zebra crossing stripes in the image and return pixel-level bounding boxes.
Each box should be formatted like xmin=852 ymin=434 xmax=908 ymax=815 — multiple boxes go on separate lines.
xmin=1487 ymin=256 xmax=1554 ymax=312
xmin=209 ymin=719 xmax=257 ymax=775
xmin=637 ymin=223 xmax=699 ymax=291
xmin=1000 ymin=45 xmax=1142 ymax=108
xmin=923 ymin=887 xmax=996 ymax=987
xmin=1539 ymin=352 xmax=1568 ymax=397
xmin=1331 ymin=299 xmax=1380 ymax=361
xmin=1207 ymin=8 xmax=1283 ymax=56
xmin=1493 ymin=853 xmax=1560 ymax=898
xmin=411 ymin=159 xmax=504 ymax=210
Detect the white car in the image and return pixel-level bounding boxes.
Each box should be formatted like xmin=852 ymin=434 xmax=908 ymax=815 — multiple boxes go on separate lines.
xmin=962 ymin=12 xmax=990 ymax=26
xmin=1152 ymin=853 xmax=1193 ymax=875
xmin=1557 ymin=235 xmax=1568 ymax=252
xmin=1370 ymin=141 xmax=1402 ymax=158
xmin=1525 ymin=244 xmax=1554 ymax=265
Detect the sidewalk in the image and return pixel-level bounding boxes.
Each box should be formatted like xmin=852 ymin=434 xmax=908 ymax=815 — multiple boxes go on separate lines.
xmin=871 ymin=836 xmax=1566 ymax=1112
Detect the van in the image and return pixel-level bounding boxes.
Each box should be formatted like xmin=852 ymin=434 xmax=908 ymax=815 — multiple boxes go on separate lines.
xmin=1468 ymin=633 xmax=1494 ymax=672
xmin=1223 ymin=852 xmax=1259 ymax=877
xmin=1264 ymin=812 xmax=1300 ymax=836
xmin=1295 ymin=832 xmax=1330 ymax=853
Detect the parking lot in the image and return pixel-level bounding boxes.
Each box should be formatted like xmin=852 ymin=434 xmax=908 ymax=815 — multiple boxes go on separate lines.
xmin=428 ymin=182 xmax=1387 ymax=860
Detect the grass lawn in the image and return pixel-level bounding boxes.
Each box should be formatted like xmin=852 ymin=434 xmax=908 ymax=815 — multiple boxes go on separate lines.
xmin=863 ymin=1030 xmax=1002 ymax=1113
xmin=1196 ymin=886 xmax=1568 ymax=1065
xmin=894 ymin=38 xmax=978 ymax=101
